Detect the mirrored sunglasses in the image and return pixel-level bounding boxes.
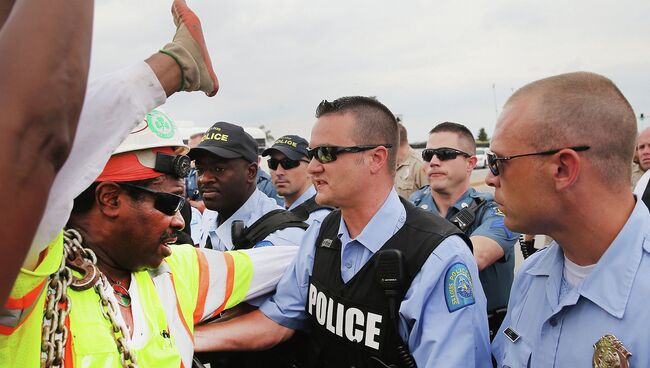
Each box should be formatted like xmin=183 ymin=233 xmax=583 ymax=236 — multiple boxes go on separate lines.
xmin=306 ymin=144 xmax=393 ymax=164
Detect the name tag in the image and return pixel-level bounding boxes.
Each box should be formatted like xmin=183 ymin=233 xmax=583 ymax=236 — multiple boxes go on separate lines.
xmin=503 ymin=327 xmax=520 ymax=343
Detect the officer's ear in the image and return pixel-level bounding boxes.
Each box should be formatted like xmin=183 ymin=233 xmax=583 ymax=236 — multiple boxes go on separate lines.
xmin=550 ymin=149 xmax=582 ymax=192
xmin=246 ymin=160 xmax=258 ymax=184
xmin=368 ymin=145 xmax=390 ymax=175
xmin=467 ymin=155 xmax=478 ymax=172
xmin=95 ymin=182 xmax=122 ymax=218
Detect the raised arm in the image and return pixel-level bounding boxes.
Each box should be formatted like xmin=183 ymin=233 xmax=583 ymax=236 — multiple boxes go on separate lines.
xmin=0 ymin=0 xmax=94 ymax=303
xmin=23 ymin=0 xmax=220 ymax=270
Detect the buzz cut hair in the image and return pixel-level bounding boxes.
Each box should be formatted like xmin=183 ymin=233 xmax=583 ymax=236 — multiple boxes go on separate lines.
xmin=506 ymin=71 xmax=637 ymax=186
xmin=429 ymin=121 xmax=477 ymax=155
xmin=315 ymin=96 xmax=399 ymax=174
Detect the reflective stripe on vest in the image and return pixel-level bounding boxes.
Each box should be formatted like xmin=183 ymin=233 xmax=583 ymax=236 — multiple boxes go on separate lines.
xmin=0 ymin=231 xmax=64 ymax=367
xmin=218 ymin=251 xmax=253 ymax=311
xmin=0 ymin=241 xmax=257 ymax=367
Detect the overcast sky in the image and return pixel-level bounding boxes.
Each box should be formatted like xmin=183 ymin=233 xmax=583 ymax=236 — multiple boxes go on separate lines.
xmin=90 ymin=0 xmax=650 ymax=143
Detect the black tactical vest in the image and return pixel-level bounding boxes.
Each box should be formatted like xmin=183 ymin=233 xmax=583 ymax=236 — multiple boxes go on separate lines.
xmin=306 ymin=198 xmax=467 ymax=368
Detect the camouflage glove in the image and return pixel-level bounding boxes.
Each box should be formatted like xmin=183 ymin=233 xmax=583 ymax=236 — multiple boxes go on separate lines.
xmin=160 ymin=0 xmax=219 ymax=96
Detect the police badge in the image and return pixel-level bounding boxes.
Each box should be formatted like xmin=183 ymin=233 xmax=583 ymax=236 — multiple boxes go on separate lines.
xmin=592 ymin=334 xmax=631 ymax=368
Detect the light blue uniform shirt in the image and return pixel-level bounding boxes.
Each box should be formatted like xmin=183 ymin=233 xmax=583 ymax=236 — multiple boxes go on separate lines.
xmin=261 ymin=189 xmax=492 ymax=367
xmin=198 ymin=188 xmax=305 ymax=251
xmin=492 ymin=198 xmax=650 ymax=367
xmin=286 ymin=186 xmax=331 ymax=227
xmin=190 ymin=206 xmax=203 ymax=245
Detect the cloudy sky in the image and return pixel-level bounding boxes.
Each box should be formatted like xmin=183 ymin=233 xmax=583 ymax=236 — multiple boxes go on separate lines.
xmin=90 ymin=0 xmax=650 ymax=143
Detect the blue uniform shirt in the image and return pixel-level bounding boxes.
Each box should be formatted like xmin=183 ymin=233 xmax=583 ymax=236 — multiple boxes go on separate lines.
xmin=492 ymin=198 xmax=650 ymax=367
xmin=286 ymin=186 xmax=331 ymax=227
xmin=409 ymin=186 xmax=518 ymax=311
xmin=260 ymin=189 xmax=492 ymax=367
xmin=190 ymin=206 xmax=203 ymax=245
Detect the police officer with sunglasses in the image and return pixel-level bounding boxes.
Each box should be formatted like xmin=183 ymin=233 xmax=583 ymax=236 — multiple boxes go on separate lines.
xmin=489 ymin=73 xmax=650 ymax=367
xmin=262 ymin=135 xmax=333 ymax=226
xmin=194 ymin=97 xmax=492 ymax=368
xmin=409 ymin=122 xmax=519 ymax=341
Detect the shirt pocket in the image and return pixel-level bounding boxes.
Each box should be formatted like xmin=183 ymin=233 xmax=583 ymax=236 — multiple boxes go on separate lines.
xmin=500 ymin=336 xmax=532 ymax=368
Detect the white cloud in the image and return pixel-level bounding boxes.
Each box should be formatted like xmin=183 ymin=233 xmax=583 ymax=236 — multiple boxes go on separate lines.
xmin=90 ymin=0 xmax=650 ymax=142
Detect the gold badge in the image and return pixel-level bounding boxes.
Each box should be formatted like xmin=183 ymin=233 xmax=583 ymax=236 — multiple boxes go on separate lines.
xmin=592 ymin=334 xmax=631 ymax=368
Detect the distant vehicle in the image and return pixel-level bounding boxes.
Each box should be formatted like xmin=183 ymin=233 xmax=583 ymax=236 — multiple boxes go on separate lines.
xmin=475 ymin=148 xmax=488 ymax=169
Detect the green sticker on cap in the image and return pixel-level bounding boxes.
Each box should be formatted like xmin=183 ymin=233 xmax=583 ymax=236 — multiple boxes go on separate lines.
xmin=146 ymin=110 xmax=175 ymax=139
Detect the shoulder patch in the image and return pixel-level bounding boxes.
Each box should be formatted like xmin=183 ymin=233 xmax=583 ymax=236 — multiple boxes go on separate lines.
xmin=252 ymin=240 xmax=274 ymax=248
xmin=490 ymin=216 xmax=514 ymax=238
xmin=444 ymin=262 xmax=476 ymax=312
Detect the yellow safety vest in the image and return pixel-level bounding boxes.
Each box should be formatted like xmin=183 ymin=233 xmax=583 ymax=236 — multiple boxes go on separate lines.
xmin=1 ymin=238 xmax=254 ymax=367
xmin=0 ymin=231 xmax=64 ymax=367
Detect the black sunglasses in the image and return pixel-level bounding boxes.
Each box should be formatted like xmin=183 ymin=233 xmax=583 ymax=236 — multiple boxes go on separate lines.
xmin=268 ymin=157 xmax=309 ymax=170
xmin=486 ymin=145 xmax=590 ymax=176
xmin=119 ymin=182 xmax=185 ymax=216
xmin=307 ymin=144 xmax=393 ymax=164
xmin=421 ymin=147 xmax=471 ymax=162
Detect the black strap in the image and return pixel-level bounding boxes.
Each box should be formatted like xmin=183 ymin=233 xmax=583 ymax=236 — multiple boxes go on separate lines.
xmin=232 ymin=209 xmax=308 ymax=250
xmin=643 ymin=179 xmax=650 ymax=209
xmin=290 ymin=195 xmax=334 ymax=220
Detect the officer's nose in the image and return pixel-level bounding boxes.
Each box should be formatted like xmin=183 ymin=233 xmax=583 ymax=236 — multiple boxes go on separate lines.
xmin=428 ymin=154 xmax=441 ymax=166
xmin=307 ymin=157 xmax=323 ymax=175
xmin=197 ymin=169 xmax=215 ymax=186
xmin=485 ymin=170 xmax=499 ymax=188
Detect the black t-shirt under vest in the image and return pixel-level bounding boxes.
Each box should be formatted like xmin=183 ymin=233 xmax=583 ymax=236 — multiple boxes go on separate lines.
xmin=305 ymin=197 xmax=468 ymax=368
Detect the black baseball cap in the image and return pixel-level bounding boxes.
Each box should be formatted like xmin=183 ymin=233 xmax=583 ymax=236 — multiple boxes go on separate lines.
xmin=188 ymin=122 xmax=258 ymax=163
xmin=262 ymin=135 xmax=309 ymax=161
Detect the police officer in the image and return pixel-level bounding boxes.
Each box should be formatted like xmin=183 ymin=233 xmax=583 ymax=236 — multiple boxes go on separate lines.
xmin=262 ymin=135 xmax=332 ymax=225
xmin=409 ymin=121 xmax=518 ymax=339
xmin=194 ymin=96 xmax=492 ymax=368
xmin=189 ymin=121 xmax=306 ymax=251
xmin=632 ymin=126 xmax=650 ymax=187
xmin=488 ymin=72 xmax=650 ymax=367
xmin=395 ymin=122 xmax=427 ymax=198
